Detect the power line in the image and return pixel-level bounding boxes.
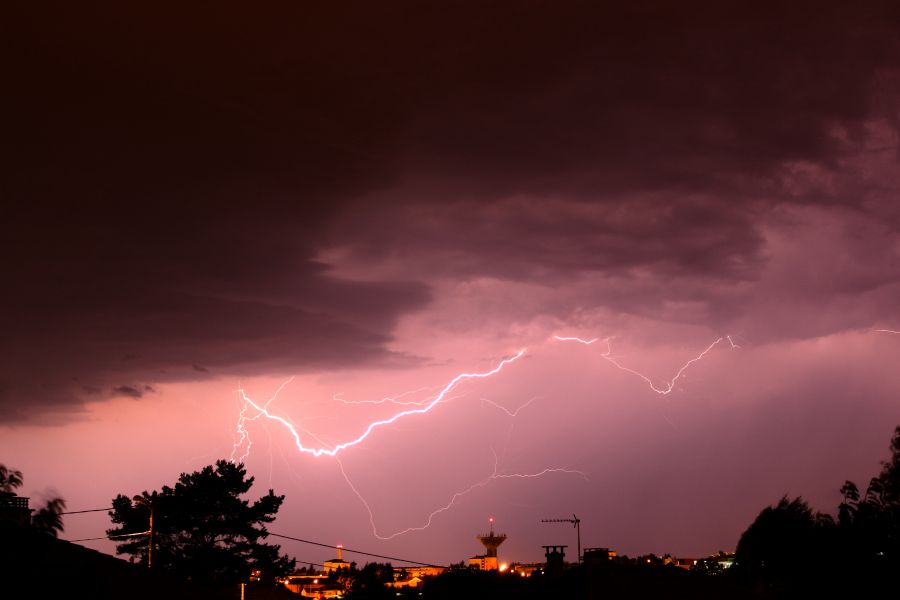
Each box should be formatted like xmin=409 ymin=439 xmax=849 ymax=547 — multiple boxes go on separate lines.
xmin=270 ymin=533 xmax=442 ymax=567
xmin=66 ymin=535 xmax=326 ymax=569
xmin=68 ymin=531 xmax=149 ymax=542
xmin=62 ymin=507 xmax=113 ymax=515
xmin=65 ymin=523 xmax=442 ymax=568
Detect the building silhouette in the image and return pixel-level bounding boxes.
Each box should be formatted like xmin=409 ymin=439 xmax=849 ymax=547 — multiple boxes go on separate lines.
xmin=323 ymin=544 xmax=351 ymax=574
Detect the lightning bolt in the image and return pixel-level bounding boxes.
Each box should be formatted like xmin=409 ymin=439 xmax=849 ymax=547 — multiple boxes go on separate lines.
xmin=332 ymin=385 xmax=443 ymax=406
xmin=233 ymin=334 xmax=737 ymax=538
xmin=480 ymin=395 xmax=542 ymax=417
xmin=552 ymin=335 xmax=599 ymax=345
xmin=874 ymin=329 xmax=900 ymax=334
xmin=232 ymin=349 xmax=527 ymax=460
xmin=231 ymin=350 xmax=584 ymax=540
xmin=338 ymin=449 xmax=588 ymax=540
xmin=232 ymin=376 xmax=296 ymax=464
xmin=553 ymin=334 xmax=735 ymax=395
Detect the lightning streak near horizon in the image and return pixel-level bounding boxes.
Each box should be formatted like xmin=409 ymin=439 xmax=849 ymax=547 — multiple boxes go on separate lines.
xmin=338 ymin=449 xmax=588 ymax=540
xmin=552 ymin=334 xmax=736 ymax=394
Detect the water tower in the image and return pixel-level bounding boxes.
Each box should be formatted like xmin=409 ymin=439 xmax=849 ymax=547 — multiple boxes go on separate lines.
xmin=473 ymin=517 xmax=506 ymax=570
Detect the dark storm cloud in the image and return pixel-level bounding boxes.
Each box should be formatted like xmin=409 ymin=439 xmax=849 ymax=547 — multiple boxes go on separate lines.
xmin=324 ymin=194 xmax=767 ymax=282
xmin=318 ymin=1 xmax=899 ymax=289
xmin=112 ymin=386 xmax=144 ymax=399
xmin=317 ymin=3 xmax=900 ymax=338
xmin=2 ymin=2 xmax=899 ymax=422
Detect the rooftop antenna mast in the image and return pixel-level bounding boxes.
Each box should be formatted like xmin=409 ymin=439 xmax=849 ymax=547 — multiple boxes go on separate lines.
xmin=541 ymin=514 xmax=581 ymax=562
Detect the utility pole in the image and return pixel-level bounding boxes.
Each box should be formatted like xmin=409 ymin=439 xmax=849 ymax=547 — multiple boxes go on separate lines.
xmin=541 ymin=514 xmax=581 ymax=562
xmin=148 ymin=502 xmax=153 ymax=569
xmin=132 ymin=494 xmax=155 ymax=568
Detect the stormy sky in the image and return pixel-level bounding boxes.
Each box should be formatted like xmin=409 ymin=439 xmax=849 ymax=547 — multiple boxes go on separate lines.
xmin=3 ymin=1 xmax=900 ymax=565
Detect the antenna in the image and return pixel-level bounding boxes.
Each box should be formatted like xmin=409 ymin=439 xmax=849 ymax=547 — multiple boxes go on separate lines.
xmin=541 ymin=514 xmax=581 ymax=562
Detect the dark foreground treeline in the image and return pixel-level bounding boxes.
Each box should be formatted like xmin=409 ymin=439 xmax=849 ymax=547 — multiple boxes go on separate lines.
xmin=725 ymin=424 xmax=900 ymax=598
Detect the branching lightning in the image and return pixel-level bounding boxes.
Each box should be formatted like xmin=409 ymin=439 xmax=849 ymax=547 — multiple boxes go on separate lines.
xmin=332 ymin=385 xmax=443 ymax=406
xmin=232 ymin=333 xmax=737 ymax=538
xmin=338 ymin=449 xmax=588 ymax=540
xmin=552 ymin=334 xmax=736 ymax=395
xmin=232 ymin=376 xmax=296 ymax=464
xmin=553 ymin=335 xmax=599 ymax=345
xmin=480 ymin=395 xmax=542 ymax=418
xmin=232 ymin=349 xmax=526 ymax=461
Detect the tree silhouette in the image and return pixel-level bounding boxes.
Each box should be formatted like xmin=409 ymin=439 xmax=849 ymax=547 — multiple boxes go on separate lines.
xmin=107 ymin=460 xmax=294 ymax=586
xmin=736 ymin=425 xmax=900 ymax=594
xmin=345 ymin=562 xmax=395 ymax=600
xmin=877 ymin=426 xmax=900 ymax=500
xmin=838 ymin=480 xmax=859 ymax=526
xmin=734 ymin=496 xmax=835 ymax=582
xmin=835 ymin=425 xmax=900 ymax=572
xmin=32 ymin=497 xmax=66 ymax=537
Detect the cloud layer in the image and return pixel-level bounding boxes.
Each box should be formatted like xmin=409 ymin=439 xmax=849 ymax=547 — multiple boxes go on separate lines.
xmin=3 ymin=2 xmax=899 ymax=423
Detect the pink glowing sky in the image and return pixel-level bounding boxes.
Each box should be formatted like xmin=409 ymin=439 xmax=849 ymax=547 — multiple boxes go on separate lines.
xmin=3 ymin=2 xmax=900 ymax=566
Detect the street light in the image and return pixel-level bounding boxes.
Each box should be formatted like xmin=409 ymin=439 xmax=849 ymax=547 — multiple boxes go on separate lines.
xmin=132 ymin=494 xmax=155 ymax=569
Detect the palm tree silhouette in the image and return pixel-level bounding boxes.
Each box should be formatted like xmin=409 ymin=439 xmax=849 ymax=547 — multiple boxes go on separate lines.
xmin=0 ymin=464 xmax=24 ymax=493
xmin=32 ymin=497 xmax=67 ymax=537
